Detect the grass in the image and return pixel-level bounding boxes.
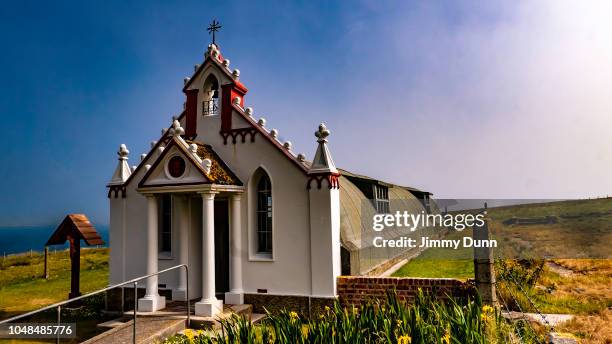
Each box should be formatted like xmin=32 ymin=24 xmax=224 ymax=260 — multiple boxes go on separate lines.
xmin=392 ymin=198 xmax=612 ymax=343
xmin=0 ymin=248 xmax=109 ymax=319
xmin=392 ymin=228 xmax=474 ymax=279
xmin=0 ymin=248 xmax=110 ymax=344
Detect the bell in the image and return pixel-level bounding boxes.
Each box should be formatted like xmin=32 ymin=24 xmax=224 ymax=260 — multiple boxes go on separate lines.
xmin=212 ymin=89 xmax=219 ymax=99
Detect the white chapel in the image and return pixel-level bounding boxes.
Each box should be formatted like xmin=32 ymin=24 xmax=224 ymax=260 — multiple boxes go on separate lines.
xmin=107 ymin=42 xmax=432 ymax=317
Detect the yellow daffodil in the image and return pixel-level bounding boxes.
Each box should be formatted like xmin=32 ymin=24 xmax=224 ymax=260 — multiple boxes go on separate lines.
xmin=398 ymin=334 xmax=412 ymax=344
xmin=442 ymin=330 xmax=450 ymax=344
xmin=482 ymin=305 xmax=494 ymax=313
xmin=184 ymin=329 xmax=195 ymax=344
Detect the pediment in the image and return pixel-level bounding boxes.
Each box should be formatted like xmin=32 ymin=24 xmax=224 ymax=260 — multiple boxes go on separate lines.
xmin=138 ymin=138 xmax=211 ymax=188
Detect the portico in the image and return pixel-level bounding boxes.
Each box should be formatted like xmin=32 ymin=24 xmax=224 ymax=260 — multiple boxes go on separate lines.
xmin=137 ymin=183 xmax=244 ymax=316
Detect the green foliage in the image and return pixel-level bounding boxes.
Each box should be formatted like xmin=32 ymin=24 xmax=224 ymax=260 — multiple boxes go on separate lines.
xmin=496 ymin=259 xmax=545 ymax=288
xmin=163 ymin=290 xmax=540 ymax=344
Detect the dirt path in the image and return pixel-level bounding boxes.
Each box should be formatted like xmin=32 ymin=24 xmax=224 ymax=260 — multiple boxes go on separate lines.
xmin=546 ymin=261 xmax=576 ymax=277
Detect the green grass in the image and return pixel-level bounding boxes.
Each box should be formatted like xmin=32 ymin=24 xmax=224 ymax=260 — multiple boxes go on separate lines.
xmin=392 ymin=198 xmax=612 ymax=342
xmin=392 ymin=228 xmax=474 ymax=279
xmin=392 ymin=259 xmax=473 ymax=279
xmin=0 ymin=248 xmax=109 ymax=319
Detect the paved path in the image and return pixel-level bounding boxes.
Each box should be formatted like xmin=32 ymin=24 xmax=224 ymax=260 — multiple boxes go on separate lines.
xmin=82 ymin=317 xmax=185 ymax=344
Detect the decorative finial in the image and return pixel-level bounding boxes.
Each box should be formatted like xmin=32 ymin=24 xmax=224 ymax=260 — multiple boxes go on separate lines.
xmin=207 ymin=19 xmax=222 ymax=45
xmin=270 ymin=129 xmax=278 ymax=138
xmin=194 ymin=64 xmax=200 ymax=72
xmin=150 ymin=141 xmax=157 ymax=149
xmin=202 ymin=158 xmax=212 ymax=174
xmin=283 ymin=141 xmax=292 ymax=150
xmin=309 ymin=123 xmax=337 ymax=174
xmin=297 ymin=153 xmax=306 ymax=162
xmin=140 ymin=153 xmax=147 ymax=162
xmin=232 ymin=69 xmax=240 ymax=79
xmin=245 ymin=107 xmax=253 ymax=116
xmin=190 ymin=143 xmax=198 ymax=154
xmin=184 ymin=77 xmax=190 ymax=85
xmin=257 ymin=118 xmax=266 ymax=127
xmin=223 ymin=59 xmax=230 ymax=68
xmin=232 ymin=96 xmax=241 ymax=105
xmin=109 ymin=144 xmax=132 ymax=185
xmin=118 ymin=144 xmax=129 ymax=160
xmin=315 ymin=123 xmax=330 ymax=143
xmin=168 ymin=120 xmax=185 ymax=137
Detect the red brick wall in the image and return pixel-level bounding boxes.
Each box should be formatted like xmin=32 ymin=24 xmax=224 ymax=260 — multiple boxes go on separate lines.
xmin=337 ymin=276 xmax=473 ymax=307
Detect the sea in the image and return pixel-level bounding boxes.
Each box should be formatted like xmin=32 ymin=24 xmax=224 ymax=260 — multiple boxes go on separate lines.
xmin=0 ymin=225 xmax=109 ymax=256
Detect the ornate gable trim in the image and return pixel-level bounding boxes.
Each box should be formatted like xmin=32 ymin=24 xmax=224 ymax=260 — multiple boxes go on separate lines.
xmin=137 ymin=137 xmax=212 ymax=189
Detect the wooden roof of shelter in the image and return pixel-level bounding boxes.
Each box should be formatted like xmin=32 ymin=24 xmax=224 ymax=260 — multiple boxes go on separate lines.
xmin=46 ymin=214 xmax=105 ymax=246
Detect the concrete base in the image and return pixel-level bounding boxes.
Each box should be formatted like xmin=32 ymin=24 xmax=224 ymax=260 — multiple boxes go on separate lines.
xmin=195 ymin=298 xmax=223 ymax=317
xmin=224 ymin=291 xmax=244 ymax=305
xmin=172 ymin=288 xmax=187 ymax=301
xmin=137 ymin=295 xmax=166 ymax=312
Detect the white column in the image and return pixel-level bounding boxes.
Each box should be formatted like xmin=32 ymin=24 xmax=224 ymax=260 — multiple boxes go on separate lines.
xmin=225 ymin=193 xmax=244 ymax=304
xmin=172 ymin=195 xmax=189 ymax=301
xmin=195 ymin=191 xmax=223 ymax=316
xmin=138 ymin=195 xmax=166 ymax=312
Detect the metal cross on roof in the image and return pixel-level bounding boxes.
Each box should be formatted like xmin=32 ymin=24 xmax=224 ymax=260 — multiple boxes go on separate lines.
xmin=207 ymin=19 xmax=222 ymax=45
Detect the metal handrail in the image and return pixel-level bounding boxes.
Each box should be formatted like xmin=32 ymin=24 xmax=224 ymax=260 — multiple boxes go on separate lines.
xmin=0 ymin=264 xmax=189 ymax=344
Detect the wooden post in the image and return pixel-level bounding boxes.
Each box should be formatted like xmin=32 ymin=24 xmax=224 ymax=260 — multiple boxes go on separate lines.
xmin=473 ymin=204 xmax=497 ymax=305
xmin=68 ymin=236 xmax=81 ymax=299
xmin=44 ymin=246 xmax=49 ymax=279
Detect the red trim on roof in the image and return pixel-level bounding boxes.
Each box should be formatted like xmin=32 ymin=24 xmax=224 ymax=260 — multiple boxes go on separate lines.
xmin=182 ymin=54 xmax=235 ymax=92
xmin=227 ymin=103 xmax=310 ymax=174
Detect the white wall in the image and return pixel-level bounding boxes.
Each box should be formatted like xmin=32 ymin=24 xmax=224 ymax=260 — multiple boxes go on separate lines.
xmin=109 ymin=63 xmax=335 ymax=298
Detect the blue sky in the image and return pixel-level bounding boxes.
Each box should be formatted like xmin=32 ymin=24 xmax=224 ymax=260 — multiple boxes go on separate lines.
xmin=1 ymin=1 xmax=612 ymax=226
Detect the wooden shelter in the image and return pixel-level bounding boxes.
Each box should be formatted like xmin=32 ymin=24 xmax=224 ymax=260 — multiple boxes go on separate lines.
xmin=46 ymin=214 xmax=104 ymax=299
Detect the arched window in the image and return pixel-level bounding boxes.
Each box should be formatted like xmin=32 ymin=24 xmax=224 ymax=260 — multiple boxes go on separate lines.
xmin=202 ymin=74 xmax=219 ymax=116
xmin=256 ymin=174 xmax=272 ymax=254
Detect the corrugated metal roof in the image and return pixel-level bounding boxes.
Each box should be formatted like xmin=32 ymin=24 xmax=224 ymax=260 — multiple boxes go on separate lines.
xmin=339 ymin=175 xmax=434 ymax=274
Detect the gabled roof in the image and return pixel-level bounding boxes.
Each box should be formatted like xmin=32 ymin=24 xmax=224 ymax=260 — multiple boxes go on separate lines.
xmin=46 ymin=214 xmax=104 ymax=246
xmin=183 ymin=44 xmax=236 ymax=92
xmin=187 ymin=140 xmax=242 ymax=185
xmin=338 ymin=168 xmax=432 ymax=195
xmin=229 ymin=102 xmax=310 ymax=174
xmin=137 ymin=135 xmax=241 ymax=188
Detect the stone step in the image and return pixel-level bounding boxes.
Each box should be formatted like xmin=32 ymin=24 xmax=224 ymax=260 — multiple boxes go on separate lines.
xmin=251 ymin=313 xmax=266 ymax=324
xmin=189 ymin=304 xmax=253 ymax=329
xmin=97 ymin=317 xmax=131 ymax=329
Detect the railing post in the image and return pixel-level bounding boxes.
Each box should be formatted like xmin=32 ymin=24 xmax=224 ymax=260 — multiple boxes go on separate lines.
xmin=133 ymin=281 xmax=137 ymax=344
xmin=185 ymin=265 xmax=190 ymax=328
xmin=56 ymin=305 xmax=60 ymax=344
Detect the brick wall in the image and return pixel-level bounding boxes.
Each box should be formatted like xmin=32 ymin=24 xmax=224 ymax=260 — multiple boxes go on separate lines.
xmin=337 ymin=276 xmax=473 ymax=307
